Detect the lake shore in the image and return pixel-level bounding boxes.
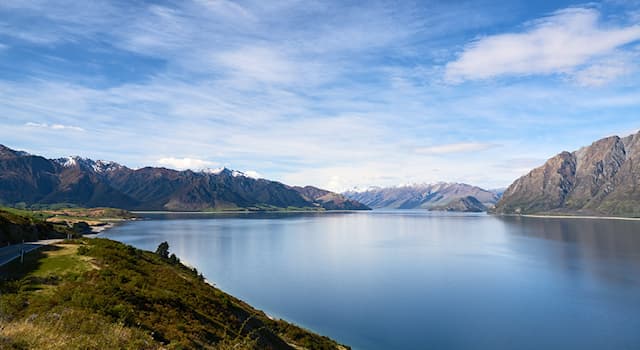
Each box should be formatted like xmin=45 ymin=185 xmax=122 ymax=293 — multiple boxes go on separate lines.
xmin=131 ymin=209 xmax=367 ymax=214
xmin=505 ymin=213 xmax=640 ymax=221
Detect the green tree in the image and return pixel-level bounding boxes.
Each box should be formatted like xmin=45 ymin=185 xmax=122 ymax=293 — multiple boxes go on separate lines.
xmin=155 ymin=241 xmax=169 ymax=259
xmin=72 ymin=221 xmax=92 ymax=235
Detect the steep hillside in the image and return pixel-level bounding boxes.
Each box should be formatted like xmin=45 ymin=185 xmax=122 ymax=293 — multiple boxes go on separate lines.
xmin=0 ymin=238 xmax=348 ymax=349
xmin=344 ymin=183 xmax=499 ymax=211
xmin=494 ymin=130 xmax=640 ymax=217
xmin=0 ymin=145 xmax=368 ymax=212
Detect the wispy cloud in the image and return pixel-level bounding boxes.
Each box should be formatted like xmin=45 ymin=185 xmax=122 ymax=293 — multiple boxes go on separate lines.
xmin=2 ymin=2 xmax=640 ymax=191
xmin=571 ymin=53 xmax=635 ymax=86
xmin=216 ymin=46 xmax=299 ymax=85
xmin=416 ymin=142 xmax=499 ymax=155
xmin=445 ymin=8 xmax=640 ymax=83
xmin=25 ymin=122 xmax=84 ymax=132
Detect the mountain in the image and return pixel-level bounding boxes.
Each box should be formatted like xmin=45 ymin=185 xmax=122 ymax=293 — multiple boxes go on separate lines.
xmin=292 ymin=186 xmax=370 ymax=210
xmin=343 ymin=183 xmax=500 ymax=212
xmin=0 ymin=145 xmax=369 ymax=211
xmin=429 ymin=196 xmax=487 ymax=212
xmin=494 ymin=130 xmax=640 ymax=217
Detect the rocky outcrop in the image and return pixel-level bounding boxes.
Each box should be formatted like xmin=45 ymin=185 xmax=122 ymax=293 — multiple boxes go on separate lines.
xmin=494 ymin=131 xmax=640 ymax=217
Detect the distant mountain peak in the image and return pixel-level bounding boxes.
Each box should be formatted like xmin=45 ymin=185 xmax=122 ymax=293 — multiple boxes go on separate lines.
xmin=54 ymin=156 xmax=125 ymax=174
xmin=94 ymin=160 xmax=125 ymax=173
xmin=344 ymin=182 xmax=499 ymax=211
xmin=201 ymin=167 xmax=260 ymax=179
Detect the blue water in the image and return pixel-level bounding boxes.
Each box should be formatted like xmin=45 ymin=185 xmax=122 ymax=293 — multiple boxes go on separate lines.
xmin=102 ymin=211 xmax=640 ymax=349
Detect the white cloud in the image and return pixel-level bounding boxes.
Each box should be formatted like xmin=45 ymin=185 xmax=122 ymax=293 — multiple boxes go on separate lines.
xmin=415 ymin=142 xmax=499 ymax=155
xmin=445 ymin=8 xmax=640 ymax=83
xmin=25 ymin=121 xmax=84 ymax=131
xmin=157 ymin=157 xmax=218 ymax=170
xmin=243 ymin=170 xmax=262 ymax=179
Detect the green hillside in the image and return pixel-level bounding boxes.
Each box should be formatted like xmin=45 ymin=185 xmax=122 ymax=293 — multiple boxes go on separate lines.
xmin=0 ymin=208 xmax=69 ymax=245
xmin=0 ymin=238 xmax=348 ymax=350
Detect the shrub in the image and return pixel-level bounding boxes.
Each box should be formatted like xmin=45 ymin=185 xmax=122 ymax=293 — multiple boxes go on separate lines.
xmin=155 ymin=241 xmax=169 ymax=259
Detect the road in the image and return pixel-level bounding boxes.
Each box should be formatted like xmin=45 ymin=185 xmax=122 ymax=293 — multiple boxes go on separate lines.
xmin=0 ymin=239 xmax=63 ymax=267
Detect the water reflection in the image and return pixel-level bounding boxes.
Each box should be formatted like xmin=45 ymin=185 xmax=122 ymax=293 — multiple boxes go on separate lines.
xmin=498 ymin=216 xmax=640 ymax=287
xmin=104 ymin=211 xmax=640 ymax=350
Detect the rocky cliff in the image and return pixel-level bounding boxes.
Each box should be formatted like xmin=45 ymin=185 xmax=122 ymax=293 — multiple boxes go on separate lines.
xmin=494 ymin=131 xmax=640 ymax=217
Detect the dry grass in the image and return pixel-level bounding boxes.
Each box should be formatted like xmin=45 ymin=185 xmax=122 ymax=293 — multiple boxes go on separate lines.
xmin=0 ymin=309 xmax=158 ymax=350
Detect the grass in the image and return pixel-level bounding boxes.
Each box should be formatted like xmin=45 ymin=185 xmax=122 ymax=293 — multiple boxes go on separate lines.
xmin=0 ymin=206 xmax=51 ymax=221
xmin=0 ymin=238 xmax=349 ymax=350
xmin=0 ymin=206 xmax=135 ymax=245
xmin=0 ymin=206 xmax=134 ymax=222
xmin=29 ymin=244 xmax=90 ymax=277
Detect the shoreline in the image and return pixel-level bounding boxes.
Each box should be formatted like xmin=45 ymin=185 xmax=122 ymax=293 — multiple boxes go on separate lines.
xmin=131 ymin=209 xmax=367 ymax=214
xmin=500 ymin=213 xmax=640 ymax=222
xmin=86 ymin=216 xmax=139 ymax=237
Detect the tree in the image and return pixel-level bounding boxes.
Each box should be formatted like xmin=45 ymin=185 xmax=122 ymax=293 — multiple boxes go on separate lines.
xmin=72 ymin=221 xmax=92 ymax=235
xmin=169 ymin=253 xmax=180 ymax=264
xmin=155 ymin=241 xmax=169 ymax=259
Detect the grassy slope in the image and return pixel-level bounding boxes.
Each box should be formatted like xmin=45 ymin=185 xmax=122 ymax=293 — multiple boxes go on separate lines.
xmin=1 ymin=206 xmax=134 ymax=224
xmin=0 ymin=206 xmax=137 ymax=244
xmin=0 ymin=208 xmax=70 ymax=245
xmin=0 ymin=239 xmax=348 ymax=350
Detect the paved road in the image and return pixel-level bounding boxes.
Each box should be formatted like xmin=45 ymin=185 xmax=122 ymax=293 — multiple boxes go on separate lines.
xmin=0 ymin=239 xmax=63 ymax=267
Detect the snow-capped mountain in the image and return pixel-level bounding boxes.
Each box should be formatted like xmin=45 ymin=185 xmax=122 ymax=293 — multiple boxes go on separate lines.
xmin=343 ymin=182 xmax=500 ymax=212
xmin=54 ymin=156 xmax=124 ymax=174
xmin=0 ymin=145 xmax=369 ymax=211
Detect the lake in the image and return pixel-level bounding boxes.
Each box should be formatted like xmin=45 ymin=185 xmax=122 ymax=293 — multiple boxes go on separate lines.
xmin=102 ymin=211 xmax=640 ymax=350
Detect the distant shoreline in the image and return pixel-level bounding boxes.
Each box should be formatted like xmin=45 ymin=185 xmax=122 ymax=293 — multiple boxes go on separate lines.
xmin=126 ymin=210 xmax=640 ymax=221
xmin=131 ymin=209 xmax=366 ymax=214
xmin=502 ymin=213 xmax=640 ymax=222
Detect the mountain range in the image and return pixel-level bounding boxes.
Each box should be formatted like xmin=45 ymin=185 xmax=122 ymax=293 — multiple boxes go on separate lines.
xmin=0 ymin=145 xmax=369 ymax=211
xmin=494 ymin=130 xmax=640 ymax=217
xmin=343 ymin=183 xmax=502 ymax=212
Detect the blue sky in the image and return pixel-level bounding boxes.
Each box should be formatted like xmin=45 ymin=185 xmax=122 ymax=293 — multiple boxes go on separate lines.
xmin=1 ymin=0 xmax=639 ymax=191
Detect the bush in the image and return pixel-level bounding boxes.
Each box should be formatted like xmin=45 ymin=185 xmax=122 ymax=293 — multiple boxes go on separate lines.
xmin=77 ymin=245 xmax=89 ymax=255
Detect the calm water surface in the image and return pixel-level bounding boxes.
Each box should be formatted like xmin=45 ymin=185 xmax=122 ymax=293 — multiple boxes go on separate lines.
xmin=103 ymin=211 xmax=640 ymax=350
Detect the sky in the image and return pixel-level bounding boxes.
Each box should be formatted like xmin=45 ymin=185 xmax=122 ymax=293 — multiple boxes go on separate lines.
xmin=1 ymin=0 xmax=640 ymax=192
